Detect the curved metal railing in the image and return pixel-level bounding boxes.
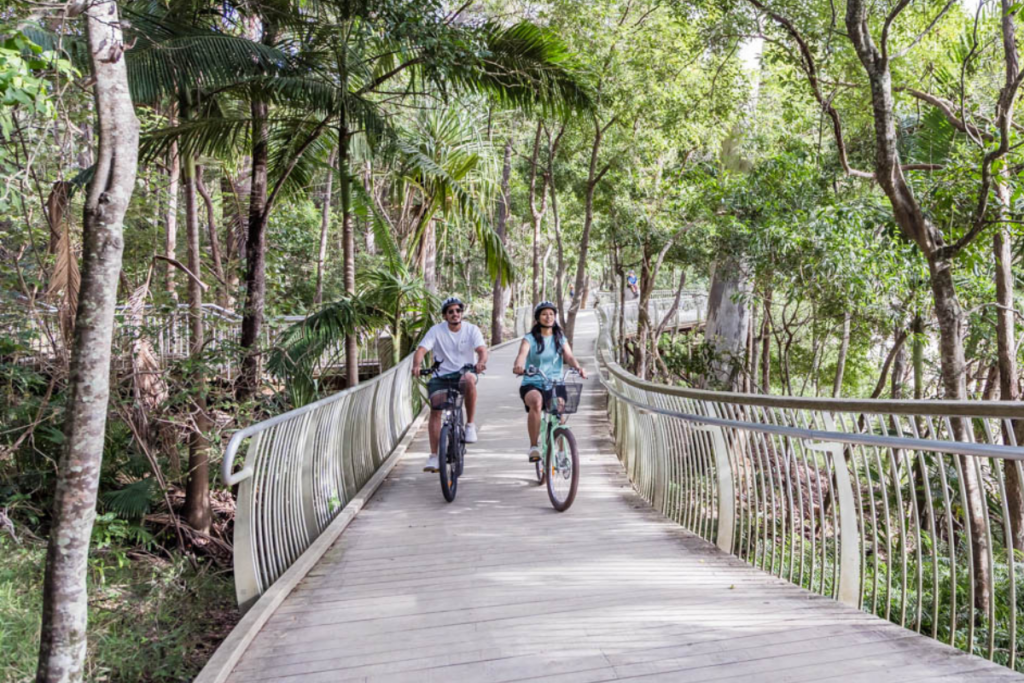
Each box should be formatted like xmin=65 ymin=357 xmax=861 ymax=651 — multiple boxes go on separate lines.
xmin=596 ymin=299 xmax=1024 ymax=671
xmin=222 ymin=354 xmax=419 ymax=610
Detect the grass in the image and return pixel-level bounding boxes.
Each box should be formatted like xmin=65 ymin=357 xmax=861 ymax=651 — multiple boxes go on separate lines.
xmin=0 ymin=536 xmax=237 ymax=682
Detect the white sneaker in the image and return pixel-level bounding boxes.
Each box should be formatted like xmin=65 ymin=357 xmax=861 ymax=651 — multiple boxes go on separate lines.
xmin=464 ymin=423 xmax=478 ymax=443
xmin=423 ymin=454 xmax=439 ymax=473
xmin=528 ymin=446 xmax=541 ymax=463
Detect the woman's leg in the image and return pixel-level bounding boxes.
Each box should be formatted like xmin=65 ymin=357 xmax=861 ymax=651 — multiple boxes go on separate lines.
xmin=524 ymin=390 xmax=543 ymax=447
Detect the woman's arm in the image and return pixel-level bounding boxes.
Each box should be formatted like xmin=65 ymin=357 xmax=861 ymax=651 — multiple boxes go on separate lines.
xmin=561 ymin=342 xmax=588 ymax=379
xmin=512 ymin=339 xmax=530 ymax=375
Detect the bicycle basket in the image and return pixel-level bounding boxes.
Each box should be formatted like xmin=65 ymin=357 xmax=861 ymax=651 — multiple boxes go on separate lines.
xmin=551 ymin=378 xmax=583 ymax=415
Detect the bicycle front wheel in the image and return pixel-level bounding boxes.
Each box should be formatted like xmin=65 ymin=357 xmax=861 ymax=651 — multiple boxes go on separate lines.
xmin=547 ymin=427 xmax=579 ymax=511
xmin=438 ymin=424 xmax=458 ymax=502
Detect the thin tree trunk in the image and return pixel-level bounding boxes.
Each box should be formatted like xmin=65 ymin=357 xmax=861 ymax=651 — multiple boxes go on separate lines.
xmin=339 ymin=123 xmax=358 ymax=388
xmin=164 ymin=112 xmax=179 ymax=301
xmin=527 ymin=122 xmax=548 ymax=308
xmin=546 ymin=125 xmax=566 ymax=327
xmin=566 ymin=118 xmax=611 ymax=343
xmin=995 ymin=200 xmax=1024 ymax=549
xmin=238 ymin=90 xmax=271 ymax=398
xmin=37 ymin=3 xmax=139 ymax=677
xmin=833 ymin=311 xmax=852 ymax=397
xmin=761 ymin=291 xmax=772 ymax=393
xmin=314 ymin=147 xmax=338 ymax=306
xmin=491 ymin=138 xmax=512 ymax=344
xmin=181 ymin=152 xmax=211 ymax=533
xmin=195 ymin=166 xmax=227 ymax=309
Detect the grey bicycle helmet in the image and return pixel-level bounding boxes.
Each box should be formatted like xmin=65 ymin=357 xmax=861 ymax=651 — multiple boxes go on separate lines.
xmin=534 ymin=300 xmax=558 ymax=320
xmin=441 ymin=296 xmax=464 ymax=315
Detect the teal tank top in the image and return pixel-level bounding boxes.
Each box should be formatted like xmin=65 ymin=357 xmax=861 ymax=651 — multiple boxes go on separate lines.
xmin=522 ymin=333 xmax=563 ymax=387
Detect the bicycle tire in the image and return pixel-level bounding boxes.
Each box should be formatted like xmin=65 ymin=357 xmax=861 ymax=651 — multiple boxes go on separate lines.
xmin=438 ymin=424 xmax=458 ymax=502
xmin=546 ymin=427 xmax=579 ymax=511
xmin=535 ymin=457 xmax=546 ymax=485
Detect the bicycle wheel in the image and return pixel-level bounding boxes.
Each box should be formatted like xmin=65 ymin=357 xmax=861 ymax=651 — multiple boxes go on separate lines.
xmin=438 ymin=424 xmax=458 ymax=502
xmin=535 ymin=420 xmax=551 ymax=485
xmin=546 ymin=427 xmax=579 ymax=511
xmin=535 ymin=456 xmax=546 ymax=485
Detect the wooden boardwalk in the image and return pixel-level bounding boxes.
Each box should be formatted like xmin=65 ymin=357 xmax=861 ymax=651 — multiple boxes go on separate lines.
xmin=223 ymin=312 xmax=1022 ymax=683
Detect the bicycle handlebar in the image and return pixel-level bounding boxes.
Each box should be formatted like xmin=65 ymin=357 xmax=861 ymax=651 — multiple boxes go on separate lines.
xmin=420 ymin=363 xmax=480 ymax=378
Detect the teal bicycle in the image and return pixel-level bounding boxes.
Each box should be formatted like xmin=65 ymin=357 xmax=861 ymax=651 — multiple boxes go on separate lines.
xmin=523 ymin=366 xmax=581 ymax=511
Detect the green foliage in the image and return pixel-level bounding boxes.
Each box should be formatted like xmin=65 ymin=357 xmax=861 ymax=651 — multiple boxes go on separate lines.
xmin=0 ymin=536 xmax=236 ymax=682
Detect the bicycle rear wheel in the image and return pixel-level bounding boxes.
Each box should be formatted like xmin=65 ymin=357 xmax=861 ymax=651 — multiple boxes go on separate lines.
xmin=438 ymin=424 xmax=458 ymax=502
xmin=535 ymin=450 xmax=546 ymax=485
xmin=546 ymin=427 xmax=579 ymax=511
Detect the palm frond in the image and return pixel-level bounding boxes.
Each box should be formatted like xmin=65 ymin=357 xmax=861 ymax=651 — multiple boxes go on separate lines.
xmin=141 ymin=116 xmax=251 ymax=163
xmin=267 ymin=297 xmax=388 ymax=405
xmin=451 ymin=22 xmax=594 ymax=118
xmin=102 ymin=478 xmax=156 ymax=521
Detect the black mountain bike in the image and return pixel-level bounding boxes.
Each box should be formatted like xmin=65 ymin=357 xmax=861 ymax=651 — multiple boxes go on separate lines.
xmin=420 ymin=364 xmax=476 ymax=502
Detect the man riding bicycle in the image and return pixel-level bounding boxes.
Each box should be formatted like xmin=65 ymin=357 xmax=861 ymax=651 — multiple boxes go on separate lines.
xmin=512 ymin=301 xmax=587 ymax=463
xmin=412 ymin=297 xmax=487 ymax=473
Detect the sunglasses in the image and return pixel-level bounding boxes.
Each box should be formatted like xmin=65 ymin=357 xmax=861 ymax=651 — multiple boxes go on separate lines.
xmin=447 ymin=308 xmax=463 ymax=314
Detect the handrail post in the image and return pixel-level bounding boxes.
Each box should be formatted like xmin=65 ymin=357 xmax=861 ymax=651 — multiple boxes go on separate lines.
xmin=694 ymin=424 xmax=735 ymax=554
xmin=234 ymin=432 xmax=262 ymax=612
xmin=808 ymin=435 xmax=860 ymax=607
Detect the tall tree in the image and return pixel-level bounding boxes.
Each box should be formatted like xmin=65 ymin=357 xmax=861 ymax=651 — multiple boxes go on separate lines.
xmin=36 ymin=0 xmax=140 ymax=678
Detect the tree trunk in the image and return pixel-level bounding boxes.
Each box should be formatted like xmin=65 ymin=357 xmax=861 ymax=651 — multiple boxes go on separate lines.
xmin=194 ymin=166 xmax=227 ymax=309
xmin=566 ymin=119 xmax=609 ymax=344
xmin=164 ymin=109 xmax=179 ymax=301
xmin=703 ymin=256 xmax=754 ymax=391
xmin=181 ymin=153 xmax=211 ymax=534
xmin=546 ymin=125 xmax=567 ymax=327
xmin=491 ymin=138 xmax=512 ymax=344
xmin=220 ymin=172 xmax=247 ymax=308
xmin=833 ymin=311 xmax=852 ymax=397
xmin=528 ymin=123 xmax=547 ymax=308
xmin=761 ymin=291 xmax=772 ymax=393
xmin=314 ymin=147 xmax=338 ymax=306
xmin=846 ymin=0 xmax=991 ymax=611
xmin=339 ymin=126 xmax=358 ymax=388
xmin=37 ymin=3 xmax=139 ymax=678
xmin=237 ymin=94 xmax=271 ymax=399
xmin=995 ymin=209 xmax=1024 ymax=549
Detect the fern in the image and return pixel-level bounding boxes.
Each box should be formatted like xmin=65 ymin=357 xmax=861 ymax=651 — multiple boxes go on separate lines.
xmin=102 ymin=479 xmax=156 ymax=521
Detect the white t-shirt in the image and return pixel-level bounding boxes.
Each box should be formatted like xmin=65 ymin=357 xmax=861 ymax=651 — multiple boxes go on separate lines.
xmin=418 ymin=322 xmax=486 ymax=374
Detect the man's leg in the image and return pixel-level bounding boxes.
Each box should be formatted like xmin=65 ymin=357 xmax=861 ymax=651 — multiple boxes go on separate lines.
xmin=428 ymin=408 xmax=442 ymax=454
xmin=461 ymin=374 xmax=478 ymax=424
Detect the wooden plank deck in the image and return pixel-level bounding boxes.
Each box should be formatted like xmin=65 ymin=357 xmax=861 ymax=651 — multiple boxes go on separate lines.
xmin=224 ymin=312 xmax=1021 ymax=682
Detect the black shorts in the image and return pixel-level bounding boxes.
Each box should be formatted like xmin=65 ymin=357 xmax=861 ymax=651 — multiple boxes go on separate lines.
xmin=519 ymin=384 xmax=567 ymax=412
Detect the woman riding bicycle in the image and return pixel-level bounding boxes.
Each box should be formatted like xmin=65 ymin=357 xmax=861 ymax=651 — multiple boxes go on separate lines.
xmin=512 ymin=301 xmax=587 ymax=463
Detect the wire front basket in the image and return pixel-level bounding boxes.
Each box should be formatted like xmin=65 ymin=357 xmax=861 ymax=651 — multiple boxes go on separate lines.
xmin=551 ymin=378 xmax=583 ymax=415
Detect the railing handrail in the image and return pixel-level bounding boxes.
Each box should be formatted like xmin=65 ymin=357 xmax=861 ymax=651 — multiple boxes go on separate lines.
xmin=597 ymin=301 xmax=1024 ymax=419
xmin=220 ymin=356 xmax=412 ymax=486
xmin=601 ymin=378 xmax=1024 ymax=460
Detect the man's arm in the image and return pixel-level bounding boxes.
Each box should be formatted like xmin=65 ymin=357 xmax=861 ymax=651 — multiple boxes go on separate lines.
xmin=411 ymin=328 xmax=433 ymax=377
xmin=474 ymin=346 xmax=488 ymax=374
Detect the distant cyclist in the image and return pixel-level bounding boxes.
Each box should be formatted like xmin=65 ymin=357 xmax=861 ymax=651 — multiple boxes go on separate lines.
xmin=626 ymin=270 xmax=639 ymax=297
xmin=412 ymin=297 xmax=487 ymax=473
xmin=512 ymin=301 xmax=587 ymax=463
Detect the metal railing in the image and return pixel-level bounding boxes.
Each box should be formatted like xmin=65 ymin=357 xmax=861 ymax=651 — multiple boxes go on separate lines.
xmin=221 ymin=353 xmax=419 ymax=610
xmin=596 ymin=299 xmax=1024 ymax=671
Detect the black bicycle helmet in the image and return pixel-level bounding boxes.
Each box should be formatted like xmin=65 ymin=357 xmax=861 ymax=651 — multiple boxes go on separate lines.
xmin=441 ymin=296 xmax=464 ymax=315
xmin=534 ymin=300 xmax=558 ymax=320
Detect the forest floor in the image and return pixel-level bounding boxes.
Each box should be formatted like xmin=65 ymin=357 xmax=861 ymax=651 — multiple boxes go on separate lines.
xmin=1 ymin=535 xmax=237 ymax=682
